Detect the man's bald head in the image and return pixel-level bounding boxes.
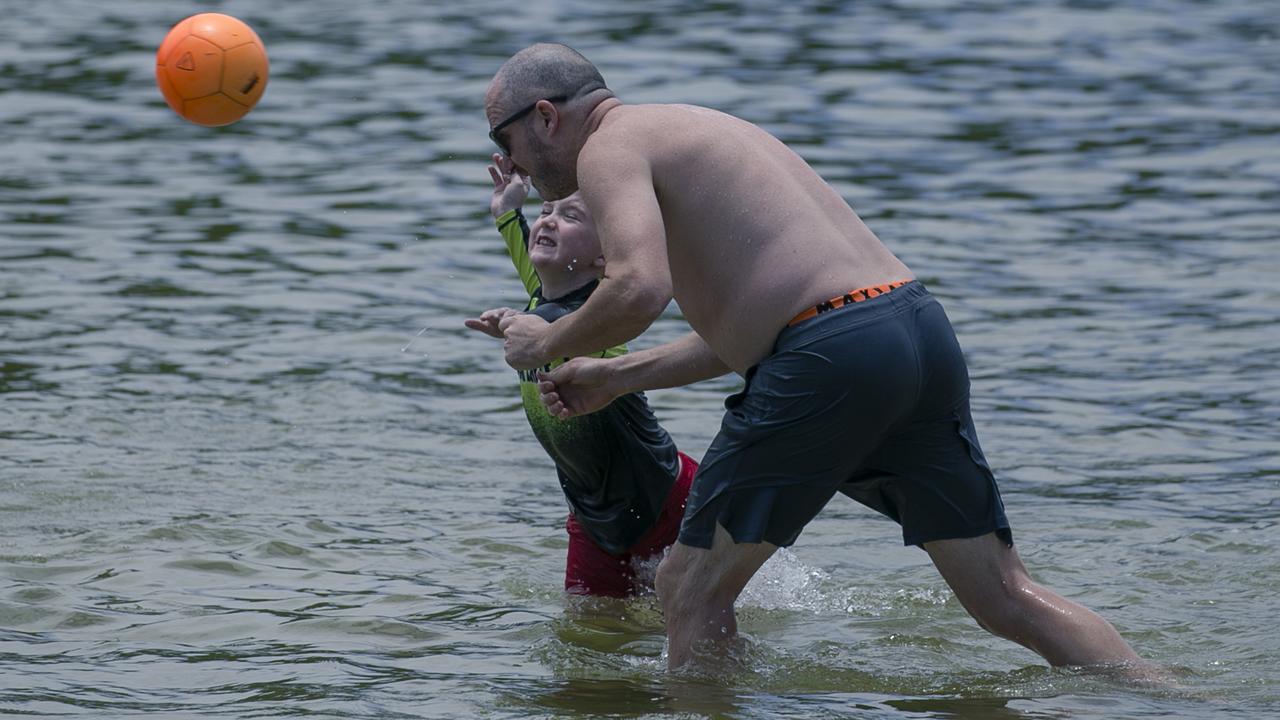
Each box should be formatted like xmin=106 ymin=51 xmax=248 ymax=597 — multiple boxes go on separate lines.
xmin=486 ymin=43 xmax=609 ymax=121
xmin=486 ymin=44 xmax=615 ymax=200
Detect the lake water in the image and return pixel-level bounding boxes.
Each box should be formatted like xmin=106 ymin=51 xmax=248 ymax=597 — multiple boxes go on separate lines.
xmin=1 ymin=0 xmax=1277 ymax=717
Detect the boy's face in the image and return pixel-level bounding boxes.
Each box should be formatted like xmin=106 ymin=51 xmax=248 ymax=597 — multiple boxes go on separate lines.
xmin=528 ymin=192 xmax=602 ymax=275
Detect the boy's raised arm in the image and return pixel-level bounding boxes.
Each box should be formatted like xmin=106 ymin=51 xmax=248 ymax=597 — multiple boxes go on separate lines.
xmin=488 ymin=155 xmax=540 ymax=297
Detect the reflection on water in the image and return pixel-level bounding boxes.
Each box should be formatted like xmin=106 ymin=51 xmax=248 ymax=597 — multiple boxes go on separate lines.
xmin=2 ymin=0 xmax=1278 ymax=717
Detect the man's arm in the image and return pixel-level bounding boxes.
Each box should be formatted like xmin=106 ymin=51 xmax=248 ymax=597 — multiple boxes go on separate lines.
xmin=500 ymin=141 xmax=672 ymax=370
xmin=538 ymin=332 xmax=731 ymax=419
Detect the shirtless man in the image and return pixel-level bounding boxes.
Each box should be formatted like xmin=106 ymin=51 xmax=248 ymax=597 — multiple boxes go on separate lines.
xmin=485 ymin=42 xmax=1147 ymax=673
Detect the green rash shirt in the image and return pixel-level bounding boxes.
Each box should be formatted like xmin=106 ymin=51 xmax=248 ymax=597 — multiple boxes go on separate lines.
xmin=495 ymin=209 xmax=680 ymax=555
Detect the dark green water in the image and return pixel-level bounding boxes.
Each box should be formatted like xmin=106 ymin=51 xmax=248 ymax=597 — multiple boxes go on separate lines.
xmin=2 ymin=0 xmax=1277 ymax=717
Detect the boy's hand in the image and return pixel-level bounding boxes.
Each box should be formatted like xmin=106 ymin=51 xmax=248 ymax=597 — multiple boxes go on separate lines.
xmin=489 ymin=154 xmax=529 ymax=219
xmin=464 ymin=307 xmax=520 ymax=339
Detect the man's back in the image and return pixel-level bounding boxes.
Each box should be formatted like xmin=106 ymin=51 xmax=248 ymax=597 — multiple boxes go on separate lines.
xmin=583 ymin=103 xmax=913 ymax=373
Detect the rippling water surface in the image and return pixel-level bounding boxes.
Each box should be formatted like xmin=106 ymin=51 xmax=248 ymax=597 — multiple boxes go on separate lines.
xmin=2 ymin=0 xmax=1277 ymax=717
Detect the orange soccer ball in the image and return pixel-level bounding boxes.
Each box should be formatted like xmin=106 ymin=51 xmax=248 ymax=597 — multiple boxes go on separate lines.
xmin=155 ymin=13 xmax=269 ymax=127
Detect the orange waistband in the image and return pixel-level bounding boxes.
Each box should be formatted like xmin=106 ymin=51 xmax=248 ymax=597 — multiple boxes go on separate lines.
xmin=788 ymin=280 xmax=913 ymax=326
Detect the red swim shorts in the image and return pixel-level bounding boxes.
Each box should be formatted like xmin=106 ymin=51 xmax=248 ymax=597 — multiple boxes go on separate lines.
xmin=564 ymin=451 xmax=697 ymax=597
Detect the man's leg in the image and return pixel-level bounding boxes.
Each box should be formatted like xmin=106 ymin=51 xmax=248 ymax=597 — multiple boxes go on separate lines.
xmin=924 ymin=532 xmax=1143 ymax=668
xmin=654 ymin=523 xmax=778 ymax=669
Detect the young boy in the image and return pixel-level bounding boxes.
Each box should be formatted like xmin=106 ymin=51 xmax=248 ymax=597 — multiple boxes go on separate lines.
xmin=465 ymin=155 xmax=697 ymax=597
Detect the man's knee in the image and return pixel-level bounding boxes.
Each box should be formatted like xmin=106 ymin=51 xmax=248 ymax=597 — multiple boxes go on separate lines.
xmin=968 ymin=569 xmax=1040 ymax=638
xmin=659 ymin=524 xmax=780 ymax=610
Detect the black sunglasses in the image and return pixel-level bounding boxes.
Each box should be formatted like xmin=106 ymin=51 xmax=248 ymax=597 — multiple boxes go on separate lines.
xmin=488 ymin=95 xmax=569 ymax=157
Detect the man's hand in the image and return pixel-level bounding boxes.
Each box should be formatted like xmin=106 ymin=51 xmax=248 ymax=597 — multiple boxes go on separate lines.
xmin=537 ymin=357 xmax=621 ymax=419
xmin=463 ymin=307 xmax=519 ymax=339
xmin=498 ymin=313 xmax=552 ymax=370
xmin=489 ymin=154 xmax=529 ymax=219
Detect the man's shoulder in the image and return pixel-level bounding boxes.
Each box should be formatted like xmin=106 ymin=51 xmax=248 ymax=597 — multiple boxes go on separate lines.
xmin=586 ymin=103 xmax=732 ymax=161
xmin=585 ymin=107 xmax=651 ymax=151
xmin=596 ymin=103 xmax=717 ymax=133
xmin=580 ymin=106 xmax=677 ymax=172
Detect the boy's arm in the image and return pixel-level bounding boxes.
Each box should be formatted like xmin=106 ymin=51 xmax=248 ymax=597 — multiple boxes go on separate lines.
xmin=496 ymin=208 xmax=541 ymax=298
xmin=487 ymin=155 xmax=540 ymax=299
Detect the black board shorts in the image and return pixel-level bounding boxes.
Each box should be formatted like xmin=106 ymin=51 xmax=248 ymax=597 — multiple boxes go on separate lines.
xmin=679 ymin=281 xmax=1012 ymax=550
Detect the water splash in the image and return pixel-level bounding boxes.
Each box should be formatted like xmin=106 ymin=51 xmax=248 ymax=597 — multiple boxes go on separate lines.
xmin=738 ymin=549 xmax=833 ymax=612
xmin=627 ymin=548 xmax=832 ymax=611
xmin=401 ymin=326 xmax=429 ymax=354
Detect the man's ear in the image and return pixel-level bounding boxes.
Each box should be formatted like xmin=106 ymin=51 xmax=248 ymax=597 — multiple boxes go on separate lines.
xmin=535 ymin=99 xmax=560 ymax=136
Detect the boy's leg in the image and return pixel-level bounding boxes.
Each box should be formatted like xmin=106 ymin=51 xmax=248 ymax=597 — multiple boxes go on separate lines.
xmin=924 ymin=532 xmax=1143 ymax=668
xmin=565 ymin=454 xmax=697 ymax=598
xmin=626 ymin=452 xmax=697 ymax=560
xmin=654 ymin=523 xmax=777 ymax=669
xmin=564 ymin=513 xmax=635 ymax=598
